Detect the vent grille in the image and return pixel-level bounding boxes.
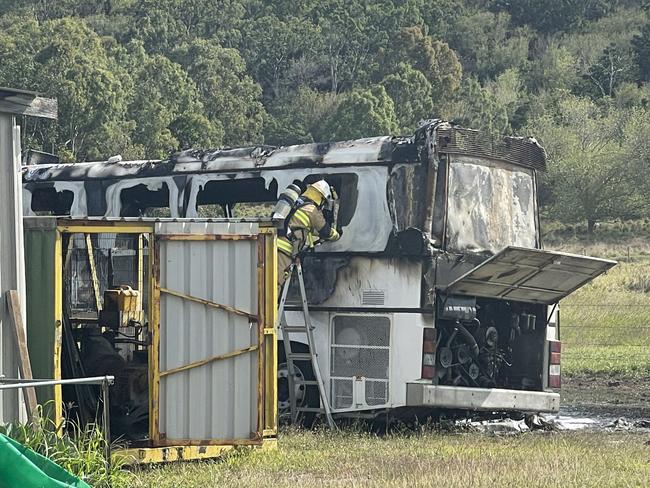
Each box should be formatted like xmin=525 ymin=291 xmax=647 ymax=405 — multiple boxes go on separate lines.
xmin=330 ymin=379 xmax=388 ymax=409
xmin=331 ymin=378 xmax=353 ymax=409
xmin=330 ymin=315 xmax=390 ymax=409
xmin=437 ymin=126 xmax=547 ymax=172
xmin=362 ymin=289 xmax=385 ymax=306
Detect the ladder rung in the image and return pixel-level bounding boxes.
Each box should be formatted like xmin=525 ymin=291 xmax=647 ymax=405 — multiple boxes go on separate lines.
xmin=288 ymin=353 xmax=313 ymax=361
xmin=296 ymin=407 xmax=326 ymax=413
xmin=282 ymin=326 xmax=310 ymax=333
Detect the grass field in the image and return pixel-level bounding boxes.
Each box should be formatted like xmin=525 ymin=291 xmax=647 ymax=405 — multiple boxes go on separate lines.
xmin=128 ymin=429 xmax=650 ymax=487
xmin=545 ymin=231 xmax=650 ymax=376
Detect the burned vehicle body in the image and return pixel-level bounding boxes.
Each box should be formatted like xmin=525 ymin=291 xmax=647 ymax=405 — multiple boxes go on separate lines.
xmin=22 ymin=120 xmax=615 ymax=416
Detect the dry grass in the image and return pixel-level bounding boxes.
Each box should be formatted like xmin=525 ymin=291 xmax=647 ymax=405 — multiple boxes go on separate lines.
xmin=128 ymin=429 xmax=650 ymax=487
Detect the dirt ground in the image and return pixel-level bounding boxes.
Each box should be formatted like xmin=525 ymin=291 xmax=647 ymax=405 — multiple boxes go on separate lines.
xmin=561 ymin=373 xmax=650 ymax=419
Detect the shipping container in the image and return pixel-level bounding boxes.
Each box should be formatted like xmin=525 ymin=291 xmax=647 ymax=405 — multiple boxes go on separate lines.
xmin=23 ymin=217 xmax=277 ymax=463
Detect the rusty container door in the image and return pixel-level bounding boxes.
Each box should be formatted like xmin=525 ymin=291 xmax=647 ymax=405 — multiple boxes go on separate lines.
xmin=153 ymin=221 xmax=265 ymax=445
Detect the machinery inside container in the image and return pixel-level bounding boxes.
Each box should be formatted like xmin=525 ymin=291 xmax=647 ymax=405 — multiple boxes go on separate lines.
xmin=60 ymin=231 xmax=150 ymax=442
xmin=435 ymin=295 xmax=547 ymax=390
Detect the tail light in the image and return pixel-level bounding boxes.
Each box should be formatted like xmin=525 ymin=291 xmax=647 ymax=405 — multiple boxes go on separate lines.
xmin=548 ymin=340 xmax=561 ymax=388
xmin=422 ymin=328 xmax=436 ymax=379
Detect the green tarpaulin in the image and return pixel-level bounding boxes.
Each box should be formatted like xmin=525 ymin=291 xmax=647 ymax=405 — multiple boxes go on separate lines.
xmin=0 ymin=433 xmax=90 ymax=488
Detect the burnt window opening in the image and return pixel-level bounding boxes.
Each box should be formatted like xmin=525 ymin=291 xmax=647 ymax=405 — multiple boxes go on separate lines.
xmin=196 ymin=178 xmax=278 ymax=218
xmin=120 ymin=183 xmax=171 ymax=217
xmin=197 ymin=204 xmax=226 ymax=218
xmin=30 ymin=187 xmax=74 ymax=216
xmin=232 ymin=202 xmax=276 ymax=218
xmin=303 ymin=173 xmax=358 ymax=227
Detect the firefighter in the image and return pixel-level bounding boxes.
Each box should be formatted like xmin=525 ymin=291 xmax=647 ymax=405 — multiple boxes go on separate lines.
xmin=276 ymin=180 xmax=340 ymax=294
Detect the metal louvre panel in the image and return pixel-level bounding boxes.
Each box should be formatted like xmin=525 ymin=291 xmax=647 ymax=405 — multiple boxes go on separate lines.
xmin=158 ymin=227 xmax=259 ymax=441
xmin=330 ymin=316 xmax=390 ymax=409
xmin=362 ymin=290 xmax=385 ymax=306
xmin=437 ymin=126 xmax=547 ymax=172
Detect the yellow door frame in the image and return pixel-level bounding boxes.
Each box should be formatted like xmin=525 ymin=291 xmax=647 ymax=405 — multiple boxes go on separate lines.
xmin=53 ymin=222 xmax=155 ymax=428
xmin=51 ymin=219 xmax=278 ymax=459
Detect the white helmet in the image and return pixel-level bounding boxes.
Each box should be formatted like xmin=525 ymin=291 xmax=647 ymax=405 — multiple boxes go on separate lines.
xmin=310 ymin=180 xmax=332 ymax=201
xmin=307 ymin=180 xmax=335 ymax=208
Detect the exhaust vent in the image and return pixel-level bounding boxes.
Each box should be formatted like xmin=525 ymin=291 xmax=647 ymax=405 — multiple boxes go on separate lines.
xmin=362 ymin=289 xmax=385 ymax=306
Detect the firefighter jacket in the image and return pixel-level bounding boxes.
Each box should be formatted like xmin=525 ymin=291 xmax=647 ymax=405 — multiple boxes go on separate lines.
xmin=277 ymin=200 xmax=340 ymax=257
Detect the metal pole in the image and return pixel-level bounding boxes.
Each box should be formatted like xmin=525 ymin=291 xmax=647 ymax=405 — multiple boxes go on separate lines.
xmin=0 ymin=376 xmax=114 ymax=389
xmin=101 ymin=378 xmax=112 ymax=476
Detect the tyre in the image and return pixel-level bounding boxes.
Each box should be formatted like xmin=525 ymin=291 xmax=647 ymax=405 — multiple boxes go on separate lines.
xmin=277 ymin=341 xmax=320 ymax=427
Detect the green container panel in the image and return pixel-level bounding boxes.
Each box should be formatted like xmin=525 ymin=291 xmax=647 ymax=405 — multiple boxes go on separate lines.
xmin=24 ymin=219 xmax=57 ymax=413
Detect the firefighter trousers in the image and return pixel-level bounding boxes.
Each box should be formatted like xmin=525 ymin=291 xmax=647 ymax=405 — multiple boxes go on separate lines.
xmin=277 ymin=251 xmax=293 ymax=297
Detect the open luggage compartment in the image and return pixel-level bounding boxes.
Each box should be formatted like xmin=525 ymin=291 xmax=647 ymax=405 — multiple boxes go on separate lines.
xmin=408 ymin=247 xmax=616 ymax=412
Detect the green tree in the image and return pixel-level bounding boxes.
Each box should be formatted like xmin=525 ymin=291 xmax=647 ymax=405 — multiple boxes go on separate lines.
xmin=562 ymin=7 xmax=645 ymax=98
xmin=444 ymin=77 xmax=509 ymax=136
xmin=613 ymin=82 xmax=650 ymax=110
xmin=129 ymin=54 xmax=222 ymax=157
xmin=172 ymin=39 xmax=266 ymax=146
xmin=322 ymin=85 xmax=398 ymax=140
xmin=264 ymin=87 xmax=339 ymax=145
xmin=0 ymin=16 xmax=132 ymax=161
xmin=311 ymin=1 xmax=380 ymax=93
xmin=380 ymin=63 xmax=434 ymax=133
xmin=530 ymin=96 xmax=649 ymax=232
xmin=126 ymin=0 xmax=246 ymax=53
xmin=632 ymin=22 xmax=650 ymax=82
xmin=581 ymin=43 xmax=637 ymax=98
xmin=238 ymin=15 xmax=320 ymax=99
xmin=485 ymin=68 xmax=526 ymax=129
xmin=524 ymin=41 xmax=579 ymax=93
xmin=447 ymin=11 xmax=529 ymax=81
xmin=0 ymin=0 xmax=117 ymax=20
xmin=488 ymin=0 xmax=616 ymax=34
xmin=380 ymin=26 xmax=462 ymax=98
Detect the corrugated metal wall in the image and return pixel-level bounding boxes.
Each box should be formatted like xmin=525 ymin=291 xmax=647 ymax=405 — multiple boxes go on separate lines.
xmin=157 ymin=222 xmax=260 ymax=441
xmin=0 ymin=114 xmax=25 ymax=423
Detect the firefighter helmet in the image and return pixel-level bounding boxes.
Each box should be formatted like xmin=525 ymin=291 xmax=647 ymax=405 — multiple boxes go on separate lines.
xmin=301 ymin=180 xmax=332 ymax=207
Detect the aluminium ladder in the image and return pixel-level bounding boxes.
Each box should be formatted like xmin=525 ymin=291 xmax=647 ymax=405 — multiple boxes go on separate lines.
xmin=277 ymin=259 xmax=335 ymax=429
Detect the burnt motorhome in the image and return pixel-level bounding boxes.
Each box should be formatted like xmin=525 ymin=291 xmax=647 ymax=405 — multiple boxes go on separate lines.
xmin=22 ymin=120 xmax=616 ymax=417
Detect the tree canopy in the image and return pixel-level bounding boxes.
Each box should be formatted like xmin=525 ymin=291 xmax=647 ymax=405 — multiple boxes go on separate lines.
xmin=1 ymin=0 xmax=649 ymax=228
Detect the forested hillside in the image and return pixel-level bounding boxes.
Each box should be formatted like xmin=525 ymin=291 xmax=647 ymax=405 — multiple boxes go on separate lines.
xmin=1 ymin=0 xmax=650 ymax=228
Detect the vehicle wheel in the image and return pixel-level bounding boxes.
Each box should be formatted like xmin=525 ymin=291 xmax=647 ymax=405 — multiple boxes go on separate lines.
xmin=277 ymin=341 xmax=320 ymax=427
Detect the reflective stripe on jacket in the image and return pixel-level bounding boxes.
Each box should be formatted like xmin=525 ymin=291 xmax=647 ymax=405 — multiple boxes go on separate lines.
xmin=279 ymin=201 xmax=339 ymax=257
xmin=278 ymin=236 xmax=293 ymax=256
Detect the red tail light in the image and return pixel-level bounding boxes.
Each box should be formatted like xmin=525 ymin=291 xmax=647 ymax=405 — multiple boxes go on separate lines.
xmin=548 ymin=340 xmax=561 ymax=388
xmin=422 ymin=328 xmax=436 ymax=379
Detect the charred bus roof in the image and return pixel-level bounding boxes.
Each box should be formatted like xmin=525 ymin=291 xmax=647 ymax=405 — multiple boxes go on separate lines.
xmin=22 ymin=121 xmax=546 ymax=183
